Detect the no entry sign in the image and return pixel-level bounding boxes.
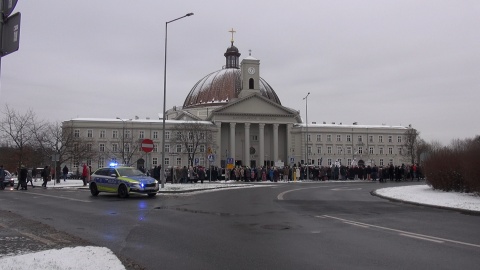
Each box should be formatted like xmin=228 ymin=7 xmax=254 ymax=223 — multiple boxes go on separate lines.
xmin=141 ymin=138 xmax=154 ymax=153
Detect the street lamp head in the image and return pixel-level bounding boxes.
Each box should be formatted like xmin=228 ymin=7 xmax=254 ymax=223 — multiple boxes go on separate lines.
xmin=186 ymin=13 xmax=194 ymax=16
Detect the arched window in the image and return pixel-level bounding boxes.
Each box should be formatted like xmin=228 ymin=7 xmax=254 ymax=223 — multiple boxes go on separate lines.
xmin=249 ymin=78 xmax=254 ymax=89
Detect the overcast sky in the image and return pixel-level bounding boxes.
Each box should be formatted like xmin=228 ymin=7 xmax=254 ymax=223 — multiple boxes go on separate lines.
xmin=1 ymin=0 xmax=479 ymax=145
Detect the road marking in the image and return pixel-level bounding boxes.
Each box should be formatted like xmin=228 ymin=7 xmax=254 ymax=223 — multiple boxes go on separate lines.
xmin=400 ymin=233 xmax=444 ymax=244
xmin=0 ymin=222 xmax=55 ymax=246
xmin=343 ymin=221 xmax=370 ymax=228
xmin=321 ymin=215 xmax=480 ymax=248
xmin=17 ymin=191 xmax=92 ymax=203
xmin=331 ymin=187 xmax=362 ymax=191
xmin=277 ymin=185 xmax=339 ymax=200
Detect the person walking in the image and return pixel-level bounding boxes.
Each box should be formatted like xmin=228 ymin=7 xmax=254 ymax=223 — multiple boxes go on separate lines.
xmin=62 ymin=165 xmax=69 ymax=182
xmin=32 ymin=167 xmax=37 ymax=182
xmin=81 ymin=164 xmax=88 ymax=186
xmin=0 ymin=165 xmax=6 ymax=190
xmin=16 ymin=165 xmax=28 ymax=190
xmin=26 ymin=168 xmax=34 ymax=188
xmin=41 ymin=166 xmax=50 ymax=188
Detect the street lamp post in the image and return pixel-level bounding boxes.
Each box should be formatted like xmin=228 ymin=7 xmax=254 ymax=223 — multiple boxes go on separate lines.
xmin=303 ymin=92 xmax=310 ymax=180
xmin=116 ymin=117 xmax=126 ymax=165
xmin=161 ymin=13 xmax=194 ymax=188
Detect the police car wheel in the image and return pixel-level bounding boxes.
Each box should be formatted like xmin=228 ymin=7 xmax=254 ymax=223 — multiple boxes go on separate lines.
xmin=118 ymin=185 xmax=129 ymax=198
xmin=90 ymin=183 xmax=99 ymax=196
xmin=147 ymin=192 xmax=157 ymax=197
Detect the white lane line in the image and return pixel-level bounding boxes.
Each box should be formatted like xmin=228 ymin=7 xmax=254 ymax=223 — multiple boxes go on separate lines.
xmin=321 ymin=215 xmax=480 ymax=248
xmin=19 ymin=191 xmax=92 ymax=203
xmin=277 ymin=185 xmax=339 ymax=200
xmin=343 ymin=221 xmax=370 ymax=228
xmin=400 ymin=233 xmax=444 ymax=244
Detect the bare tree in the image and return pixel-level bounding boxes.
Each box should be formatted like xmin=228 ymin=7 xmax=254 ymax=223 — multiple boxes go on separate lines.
xmin=0 ymin=105 xmax=37 ymax=168
xmin=170 ymin=121 xmax=215 ymax=167
xmin=401 ymin=127 xmax=421 ymax=164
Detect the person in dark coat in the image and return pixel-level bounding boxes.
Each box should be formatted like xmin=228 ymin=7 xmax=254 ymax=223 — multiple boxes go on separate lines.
xmin=198 ymin=167 xmax=206 ymax=184
xmin=16 ymin=165 xmax=28 ymax=190
xmin=42 ymin=166 xmax=50 ymax=188
xmin=63 ymin=165 xmax=69 ymax=181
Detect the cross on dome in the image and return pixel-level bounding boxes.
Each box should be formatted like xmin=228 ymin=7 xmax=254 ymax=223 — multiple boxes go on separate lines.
xmin=229 ymin=28 xmax=236 ymax=45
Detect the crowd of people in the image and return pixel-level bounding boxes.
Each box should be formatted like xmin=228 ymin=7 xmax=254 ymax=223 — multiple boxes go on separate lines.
xmin=148 ymin=163 xmax=423 ymax=183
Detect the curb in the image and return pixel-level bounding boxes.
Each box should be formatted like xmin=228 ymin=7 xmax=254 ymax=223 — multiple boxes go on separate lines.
xmin=370 ymin=190 xmax=480 ymax=216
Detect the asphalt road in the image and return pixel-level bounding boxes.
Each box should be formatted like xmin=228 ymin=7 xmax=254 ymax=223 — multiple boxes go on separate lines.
xmin=1 ymin=182 xmax=479 ymax=270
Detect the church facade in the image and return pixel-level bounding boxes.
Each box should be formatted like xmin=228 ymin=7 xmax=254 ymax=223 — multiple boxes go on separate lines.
xmin=62 ymin=38 xmax=410 ymax=173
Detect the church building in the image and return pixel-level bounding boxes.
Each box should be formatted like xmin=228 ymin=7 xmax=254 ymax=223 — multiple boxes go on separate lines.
xmin=62 ymin=34 xmax=410 ymax=173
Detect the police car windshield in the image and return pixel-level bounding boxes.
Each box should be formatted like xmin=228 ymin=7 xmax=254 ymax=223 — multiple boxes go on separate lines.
xmin=116 ymin=168 xmax=144 ymax=177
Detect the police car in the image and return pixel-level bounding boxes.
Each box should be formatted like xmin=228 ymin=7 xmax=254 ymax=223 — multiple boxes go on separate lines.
xmin=89 ymin=165 xmax=159 ymax=198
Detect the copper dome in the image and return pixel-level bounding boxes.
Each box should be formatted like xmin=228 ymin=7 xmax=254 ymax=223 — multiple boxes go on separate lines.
xmin=182 ymin=68 xmax=282 ymax=109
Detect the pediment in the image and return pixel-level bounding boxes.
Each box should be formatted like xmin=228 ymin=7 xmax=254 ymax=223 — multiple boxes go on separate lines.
xmin=171 ymin=111 xmax=202 ymax=121
xmin=212 ymin=93 xmax=297 ymax=116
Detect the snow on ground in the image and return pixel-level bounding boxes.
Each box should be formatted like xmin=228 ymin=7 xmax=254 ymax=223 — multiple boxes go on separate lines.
xmin=2 ymin=180 xmax=479 ymax=269
xmin=0 ymin=246 xmax=125 ymax=270
xmin=375 ymin=184 xmax=480 ymax=211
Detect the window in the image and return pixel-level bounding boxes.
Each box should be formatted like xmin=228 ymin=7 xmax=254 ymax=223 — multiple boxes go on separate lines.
xmin=125 ymin=130 xmax=131 ymax=139
xmin=163 ymin=144 xmax=168 ymax=153
xmin=398 ymin=147 xmax=402 ymax=155
xmin=336 ymin=135 xmax=341 ymax=142
xmin=153 ymin=131 xmax=158 ymax=139
xmin=388 ymin=135 xmax=393 ymax=143
xmin=200 ymin=145 xmax=205 ymax=153
xmin=188 ymin=144 xmax=193 ymax=152
xmin=307 ymin=146 xmax=312 ymax=154
xmin=397 ymin=136 xmax=402 ymax=143
xmin=378 ymin=135 xmax=383 ymax=143
xmin=389 ymin=158 xmax=394 ymax=165
xmin=317 ymin=159 xmax=322 ymax=166
xmin=86 ymin=159 xmax=92 ymax=166
xmin=73 ymin=143 xmax=79 ymax=152
xmin=327 ymin=134 xmax=332 ymax=142
xmin=154 ymin=144 xmax=159 ymax=153
xmin=346 ymin=135 xmax=351 ymax=142
xmin=347 ymin=159 xmax=352 ymax=166
xmin=73 ymin=157 xmax=79 ymax=168
xmin=100 ymin=130 xmax=106 ymax=138
xmin=165 ymin=131 xmax=170 ymax=140
xmin=112 ymin=143 xmax=118 ymax=152
xmin=125 ymin=143 xmax=130 ymax=153
xmin=199 ymin=157 xmax=205 ymax=166
xmin=87 ymin=143 xmax=92 ymax=151
xmin=188 ymin=132 xmax=193 ymax=140
xmin=99 ymin=143 xmax=105 ymax=152
xmin=317 ymin=146 xmax=322 ymax=154
xmin=200 ymin=132 xmax=205 ymax=140
xmin=347 ymin=146 xmax=352 ymax=154
xmin=112 ymin=130 xmax=118 ymax=139
xmin=380 ymin=159 xmax=384 ymax=166
xmin=337 ymin=147 xmax=342 ymax=154
xmin=369 ymin=135 xmax=374 ymax=143
xmin=388 ymin=147 xmax=393 ymax=154
xmin=139 ymin=131 xmax=145 ymax=139
xmin=316 ymin=134 xmax=322 ymax=142
xmin=251 ymin=135 xmax=258 ymax=141
xmin=74 ymin=129 xmax=80 ymax=138
xmin=327 ymin=159 xmax=332 ymax=166
xmin=307 ymin=134 xmax=311 ymax=142
xmin=369 ymin=147 xmax=374 ymax=154
xmin=152 ymin=157 xmax=158 ymax=166
xmin=358 ymin=135 xmax=363 ymax=142
xmin=165 ymin=158 xmax=170 ymax=166
xmin=176 ymin=157 xmax=182 ymax=166
xmin=327 ymin=146 xmax=332 ymax=154
xmin=87 ymin=130 xmax=93 ymax=138
xmin=98 ymin=157 xmax=105 ymax=168
xmin=379 ymin=147 xmax=384 ymax=155
xmin=358 ymin=146 xmax=363 ymax=154
xmin=176 ymin=144 xmax=182 ymax=153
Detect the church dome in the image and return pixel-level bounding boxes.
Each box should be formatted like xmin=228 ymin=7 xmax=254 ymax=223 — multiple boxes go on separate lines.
xmin=182 ymin=68 xmax=281 ymax=109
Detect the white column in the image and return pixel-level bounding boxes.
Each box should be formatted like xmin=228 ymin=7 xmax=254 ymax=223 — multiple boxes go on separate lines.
xmin=286 ymin=123 xmax=292 ymax=165
xmin=216 ymin=121 xmax=222 ymax=167
xmin=230 ymin=123 xmax=236 ymax=163
xmin=259 ymin=123 xmax=265 ymax=167
xmin=244 ymin=123 xmax=250 ymax=167
xmin=273 ymin=123 xmax=279 ymax=163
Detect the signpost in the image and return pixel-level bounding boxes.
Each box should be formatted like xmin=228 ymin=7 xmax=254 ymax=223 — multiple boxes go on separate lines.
xmin=1 ymin=0 xmax=21 ymax=57
xmin=141 ymin=139 xmax=154 ymax=153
